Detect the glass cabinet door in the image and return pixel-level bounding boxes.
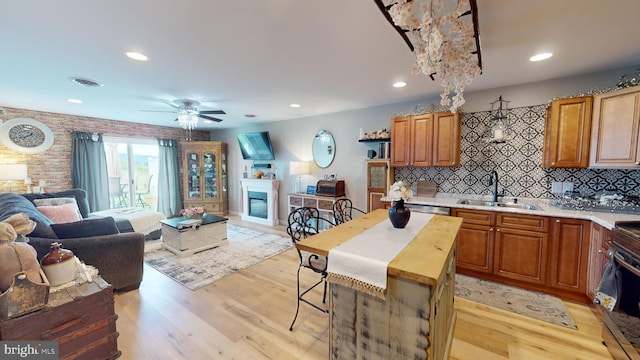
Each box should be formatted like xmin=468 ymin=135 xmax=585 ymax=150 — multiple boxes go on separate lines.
xmin=221 ymin=152 xmax=227 ymax=199
xmin=188 ymin=152 xmax=201 ymax=199
xmin=203 ymin=151 xmax=217 ymax=199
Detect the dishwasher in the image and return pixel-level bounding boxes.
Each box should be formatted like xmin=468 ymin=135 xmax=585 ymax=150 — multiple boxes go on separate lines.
xmin=404 ymin=203 xmax=451 ymax=215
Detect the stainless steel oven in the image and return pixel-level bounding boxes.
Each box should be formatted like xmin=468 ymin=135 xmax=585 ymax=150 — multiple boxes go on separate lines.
xmin=602 ymin=222 xmax=640 ymax=360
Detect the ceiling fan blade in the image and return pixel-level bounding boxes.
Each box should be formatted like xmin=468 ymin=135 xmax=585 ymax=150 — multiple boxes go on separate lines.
xmin=199 ymin=110 xmax=226 ymax=115
xmin=199 ymin=114 xmax=223 ymax=122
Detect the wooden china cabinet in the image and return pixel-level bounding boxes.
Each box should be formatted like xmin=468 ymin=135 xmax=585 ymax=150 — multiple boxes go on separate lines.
xmin=365 ymin=159 xmax=393 ymax=212
xmin=180 ymin=141 xmax=228 ymax=216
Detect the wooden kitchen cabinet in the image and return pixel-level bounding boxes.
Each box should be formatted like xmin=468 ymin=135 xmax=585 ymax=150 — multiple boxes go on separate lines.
xmin=542 ymin=96 xmax=593 ymax=168
xmin=452 ymin=209 xmax=495 ymax=273
xmin=453 ymin=209 xmax=550 ymax=285
xmin=549 ymin=218 xmax=591 ymax=294
xmin=494 ymin=213 xmax=549 ymax=285
xmin=390 ymin=112 xmax=460 ymax=167
xmin=590 ymin=85 xmax=640 ymax=168
xmin=181 ymin=141 xmax=228 ymax=215
xmin=587 ymin=222 xmax=612 ymax=301
xmin=365 ymin=159 xmax=393 ymax=212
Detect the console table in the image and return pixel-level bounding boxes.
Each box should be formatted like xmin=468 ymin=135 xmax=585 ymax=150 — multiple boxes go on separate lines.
xmin=287 ymin=193 xmax=345 ymax=228
xmin=0 ymin=276 xmax=120 ymax=360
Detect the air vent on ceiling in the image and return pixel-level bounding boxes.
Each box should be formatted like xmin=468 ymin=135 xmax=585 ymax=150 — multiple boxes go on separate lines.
xmin=70 ymin=77 xmax=104 ymax=87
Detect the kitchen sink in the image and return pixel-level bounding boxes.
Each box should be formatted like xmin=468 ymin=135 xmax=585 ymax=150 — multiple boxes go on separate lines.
xmin=457 ymin=199 xmax=537 ymax=210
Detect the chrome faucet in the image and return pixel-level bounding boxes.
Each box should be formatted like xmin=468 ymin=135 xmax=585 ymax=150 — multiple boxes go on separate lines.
xmin=489 ymin=170 xmax=500 ymax=202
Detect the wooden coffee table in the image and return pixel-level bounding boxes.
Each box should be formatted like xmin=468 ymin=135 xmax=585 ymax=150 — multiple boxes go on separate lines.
xmin=160 ymin=214 xmax=228 ymax=256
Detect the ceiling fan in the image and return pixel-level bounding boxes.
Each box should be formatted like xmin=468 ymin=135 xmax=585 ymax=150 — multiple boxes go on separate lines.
xmin=140 ymin=99 xmax=226 ymax=123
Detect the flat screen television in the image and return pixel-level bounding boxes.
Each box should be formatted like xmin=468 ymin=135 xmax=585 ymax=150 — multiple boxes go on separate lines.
xmin=236 ymin=131 xmax=276 ymax=160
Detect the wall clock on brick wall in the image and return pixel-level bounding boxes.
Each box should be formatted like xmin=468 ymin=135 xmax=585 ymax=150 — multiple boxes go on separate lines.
xmin=0 ymin=118 xmax=54 ymax=154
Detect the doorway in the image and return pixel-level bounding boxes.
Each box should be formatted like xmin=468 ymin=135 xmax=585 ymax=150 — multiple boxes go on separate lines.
xmin=104 ymin=137 xmax=159 ymax=210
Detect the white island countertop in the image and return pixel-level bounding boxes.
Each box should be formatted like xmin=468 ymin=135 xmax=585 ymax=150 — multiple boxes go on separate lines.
xmin=382 ymin=194 xmax=640 ymax=230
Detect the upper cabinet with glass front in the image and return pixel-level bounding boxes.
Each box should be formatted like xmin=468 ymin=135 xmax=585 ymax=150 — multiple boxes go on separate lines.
xmin=180 ymin=141 xmax=228 ymax=215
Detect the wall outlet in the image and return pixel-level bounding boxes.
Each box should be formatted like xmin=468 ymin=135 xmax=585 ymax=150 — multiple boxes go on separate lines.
xmin=551 ymin=182 xmax=563 ymax=194
xmin=562 ymin=182 xmax=574 ymax=194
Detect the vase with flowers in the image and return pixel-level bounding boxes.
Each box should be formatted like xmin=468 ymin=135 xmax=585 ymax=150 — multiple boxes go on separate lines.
xmin=180 ymin=206 xmax=207 ymax=219
xmin=387 ymin=181 xmax=413 ymax=228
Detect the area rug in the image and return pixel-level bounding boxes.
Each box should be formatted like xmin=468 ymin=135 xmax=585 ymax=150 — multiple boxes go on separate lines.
xmin=144 ymin=224 xmax=292 ymax=290
xmin=455 ymin=274 xmax=578 ymax=330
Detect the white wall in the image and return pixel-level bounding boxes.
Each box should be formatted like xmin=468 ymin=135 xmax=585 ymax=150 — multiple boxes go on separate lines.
xmin=211 ymin=66 xmax=635 ymax=224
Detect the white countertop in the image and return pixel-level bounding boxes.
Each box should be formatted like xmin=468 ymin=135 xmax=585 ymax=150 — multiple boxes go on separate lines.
xmin=381 ymin=194 xmax=640 ymax=230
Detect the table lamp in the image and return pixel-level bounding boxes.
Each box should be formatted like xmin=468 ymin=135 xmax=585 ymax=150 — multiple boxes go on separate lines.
xmin=290 ymin=161 xmax=310 ymax=193
xmin=0 ymin=164 xmax=28 ymax=193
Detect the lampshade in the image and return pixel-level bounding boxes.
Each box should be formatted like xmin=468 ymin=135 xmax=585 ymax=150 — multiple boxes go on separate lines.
xmin=0 ymin=164 xmax=28 ymax=180
xmin=290 ymin=161 xmax=310 ymax=176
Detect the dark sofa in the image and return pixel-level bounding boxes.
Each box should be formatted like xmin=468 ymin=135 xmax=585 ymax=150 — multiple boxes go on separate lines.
xmin=0 ymin=189 xmax=144 ymax=292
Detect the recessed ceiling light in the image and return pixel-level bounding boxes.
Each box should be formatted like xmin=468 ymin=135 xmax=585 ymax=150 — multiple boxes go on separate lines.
xmin=290 ymin=103 xmax=301 ymax=108
xmin=67 ymin=98 xmax=83 ymax=104
xmin=393 ymin=81 xmax=407 ymax=88
xmin=126 ymin=52 xmax=148 ymax=61
xmin=529 ymin=52 xmax=553 ymax=62
xmin=245 ymin=114 xmax=257 ymax=118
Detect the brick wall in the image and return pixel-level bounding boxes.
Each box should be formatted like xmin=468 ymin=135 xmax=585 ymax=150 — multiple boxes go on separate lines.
xmin=0 ymin=106 xmax=209 ymax=193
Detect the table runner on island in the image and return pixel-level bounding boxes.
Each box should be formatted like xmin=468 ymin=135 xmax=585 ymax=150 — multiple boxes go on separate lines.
xmin=326 ymin=212 xmax=435 ymax=300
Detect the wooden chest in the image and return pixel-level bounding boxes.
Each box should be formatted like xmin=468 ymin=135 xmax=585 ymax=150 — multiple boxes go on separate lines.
xmin=0 ymin=276 xmax=121 ymax=360
xmin=315 ymin=180 xmax=345 ymax=197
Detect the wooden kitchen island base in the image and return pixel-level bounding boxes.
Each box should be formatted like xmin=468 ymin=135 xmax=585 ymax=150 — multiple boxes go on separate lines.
xmin=296 ymin=210 xmax=461 ymax=360
xmin=330 ymin=252 xmax=456 ymax=360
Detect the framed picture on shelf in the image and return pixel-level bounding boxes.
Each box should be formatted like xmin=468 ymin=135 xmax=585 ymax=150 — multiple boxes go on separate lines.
xmin=306 ymin=186 xmax=316 ymax=195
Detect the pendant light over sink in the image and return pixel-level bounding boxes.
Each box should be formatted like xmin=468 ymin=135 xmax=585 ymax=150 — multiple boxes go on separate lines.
xmin=484 ymin=95 xmax=513 ymax=144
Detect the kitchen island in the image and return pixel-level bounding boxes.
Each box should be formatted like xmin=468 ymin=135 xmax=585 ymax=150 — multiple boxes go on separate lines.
xmin=296 ymin=209 xmax=462 ymax=360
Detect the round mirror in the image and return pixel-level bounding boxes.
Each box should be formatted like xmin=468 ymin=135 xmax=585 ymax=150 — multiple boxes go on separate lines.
xmin=312 ymin=130 xmax=335 ymax=168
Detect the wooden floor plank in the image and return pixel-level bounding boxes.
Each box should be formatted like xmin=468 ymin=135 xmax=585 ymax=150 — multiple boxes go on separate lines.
xmin=114 ymin=216 xmax=612 ymax=359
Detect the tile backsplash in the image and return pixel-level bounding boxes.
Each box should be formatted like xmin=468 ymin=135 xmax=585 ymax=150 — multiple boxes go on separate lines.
xmin=394 ymin=104 xmax=640 ymax=199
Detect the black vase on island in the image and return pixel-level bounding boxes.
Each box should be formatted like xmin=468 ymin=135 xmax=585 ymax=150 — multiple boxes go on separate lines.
xmin=388 ymin=199 xmax=411 ymax=228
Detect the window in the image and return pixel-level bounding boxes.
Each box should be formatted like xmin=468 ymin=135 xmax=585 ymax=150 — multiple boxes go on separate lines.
xmin=104 ymin=137 xmax=159 ymax=210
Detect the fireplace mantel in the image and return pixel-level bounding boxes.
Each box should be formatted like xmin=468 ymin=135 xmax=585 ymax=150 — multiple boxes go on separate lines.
xmin=239 ymin=179 xmax=279 ymax=226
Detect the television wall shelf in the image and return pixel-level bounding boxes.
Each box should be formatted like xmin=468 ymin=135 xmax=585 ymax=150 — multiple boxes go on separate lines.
xmin=358 ymin=138 xmax=390 ymax=143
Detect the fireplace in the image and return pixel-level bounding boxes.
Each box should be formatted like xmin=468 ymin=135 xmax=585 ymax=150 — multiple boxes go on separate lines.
xmin=248 ymin=191 xmax=268 ymax=219
xmin=239 ymin=179 xmax=279 ymax=226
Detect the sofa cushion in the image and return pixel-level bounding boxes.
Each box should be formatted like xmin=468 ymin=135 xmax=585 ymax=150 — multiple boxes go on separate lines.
xmin=36 ymin=202 xmax=83 ymax=223
xmin=22 ymin=189 xmax=91 ymax=218
xmin=50 ymin=216 xmax=120 ymax=239
xmin=0 ymin=193 xmax=57 ymax=239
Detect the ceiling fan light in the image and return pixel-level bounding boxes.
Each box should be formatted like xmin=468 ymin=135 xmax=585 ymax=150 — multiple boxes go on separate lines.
xmin=178 ymin=112 xmax=198 ymax=130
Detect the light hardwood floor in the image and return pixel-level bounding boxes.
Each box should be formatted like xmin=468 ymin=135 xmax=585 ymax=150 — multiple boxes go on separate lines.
xmin=114 ymin=217 xmax=613 ymax=359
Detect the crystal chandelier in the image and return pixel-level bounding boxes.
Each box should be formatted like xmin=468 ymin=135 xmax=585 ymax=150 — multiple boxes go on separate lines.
xmin=375 ymin=0 xmax=482 ymax=112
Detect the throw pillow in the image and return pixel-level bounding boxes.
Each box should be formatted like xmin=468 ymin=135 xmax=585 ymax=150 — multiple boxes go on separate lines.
xmin=33 ymin=197 xmax=82 ymax=219
xmin=50 ymin=216 xmax=120 ymax=239
xmin=36 ymin=203 xmax=83 ymax=224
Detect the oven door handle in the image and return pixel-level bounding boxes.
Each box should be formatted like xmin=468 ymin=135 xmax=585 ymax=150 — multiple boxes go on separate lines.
xmin=612 ymin=250 xmax=640 ymax=277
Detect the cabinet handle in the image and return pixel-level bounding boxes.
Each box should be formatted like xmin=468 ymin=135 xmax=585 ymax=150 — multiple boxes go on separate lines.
xmin=635 ymin=162 xmax=640 ymax=165
xmin=556 ymin=219 xmax=560 ymax=223
xmin=551 ymin=162 xmax=556 ymax=166
xmin=598 ymin=249 xmax=604 ymax=254
xmin=489 ymin=228 xmax=494 ymax=232
xmin=496 ymin=228 xmax=501 ymax=232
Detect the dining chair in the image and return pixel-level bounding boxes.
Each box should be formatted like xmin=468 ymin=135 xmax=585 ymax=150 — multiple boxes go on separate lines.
xmin=332 ymin=198 xmax=366 ymax=225
xmin=287 ymin=206 xmax=336 ymax=331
